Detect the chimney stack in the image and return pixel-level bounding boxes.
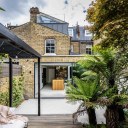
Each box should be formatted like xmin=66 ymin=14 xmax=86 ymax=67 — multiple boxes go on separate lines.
xmin=30 ymin=7 xmax=40 ymax=23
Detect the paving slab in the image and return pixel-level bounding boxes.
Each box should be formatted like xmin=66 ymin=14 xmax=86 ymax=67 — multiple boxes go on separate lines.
xmin=15 ymin=99 xmax=106 ymax=124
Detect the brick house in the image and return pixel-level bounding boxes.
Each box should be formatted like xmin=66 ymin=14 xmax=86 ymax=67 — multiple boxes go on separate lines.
xmin=10 ymin=7 xmax=93 ymax=98
xmin=69 ymin=26 xmax=93 ymax=55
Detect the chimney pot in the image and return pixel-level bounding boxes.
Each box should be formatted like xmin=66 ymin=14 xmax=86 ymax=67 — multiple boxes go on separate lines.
xmin=30 ymin=7 xmax=40 ymax=23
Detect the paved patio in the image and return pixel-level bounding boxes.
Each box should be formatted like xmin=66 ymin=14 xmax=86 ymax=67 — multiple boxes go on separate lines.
xmin=15 ymin=84 xmax=106 ymax=124
xmin=15 ymin=99 xmax=106 ymax=124
xmin=15 ymin=99 xmax=80 ymax=115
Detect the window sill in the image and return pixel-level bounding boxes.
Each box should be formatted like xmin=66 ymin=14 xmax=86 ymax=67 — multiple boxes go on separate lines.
xmin=44 ymin=53 xmax=56 ymax=56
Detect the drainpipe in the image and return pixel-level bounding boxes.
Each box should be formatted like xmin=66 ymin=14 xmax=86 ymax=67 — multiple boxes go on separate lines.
xmin=79 ymin=41 xmax=81 ymax=54
xmin=71 ymin=63 xmax=74 ymax=85
xmin=69 ymin=37 xmax=72 ymax=55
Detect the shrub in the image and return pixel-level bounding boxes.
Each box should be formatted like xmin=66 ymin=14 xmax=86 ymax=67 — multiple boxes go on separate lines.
xmin=0 ymin=75 xmax=24 ymax=107
xmin=12 ymin=76 xmax=24 ymax=107
xmin=0 ymin=91 xmax=9 ymax=106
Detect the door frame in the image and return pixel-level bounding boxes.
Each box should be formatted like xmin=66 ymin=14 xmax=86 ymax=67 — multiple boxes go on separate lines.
xmin=34 ymin=62 xmax=73 ymax=98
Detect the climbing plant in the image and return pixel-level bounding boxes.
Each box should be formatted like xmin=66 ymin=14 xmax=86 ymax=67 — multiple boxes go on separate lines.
xmin=0 ymin=75 xmax=24 ymax=107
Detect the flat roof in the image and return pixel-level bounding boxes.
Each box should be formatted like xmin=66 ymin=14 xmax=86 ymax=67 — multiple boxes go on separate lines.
xmin=0 ymin=23 xmax=41 ymax=58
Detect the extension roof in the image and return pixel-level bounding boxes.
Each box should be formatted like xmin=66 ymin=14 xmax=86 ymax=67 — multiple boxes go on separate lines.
xmin=0 ymin=23 xmax=41 ymax=58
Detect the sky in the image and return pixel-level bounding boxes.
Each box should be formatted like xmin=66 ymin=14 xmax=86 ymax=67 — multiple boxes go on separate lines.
xmin=0 ymin=0 xmax=92 ymax=27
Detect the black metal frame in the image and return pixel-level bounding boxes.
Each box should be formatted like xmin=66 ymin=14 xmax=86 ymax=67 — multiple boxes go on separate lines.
xmin=0 ymin=23 xmax=41 ymax=116
xmin=38 ymin=58 xmax=41 ymax=116
xmin=9 ymin=57 xmax=13 ymax=107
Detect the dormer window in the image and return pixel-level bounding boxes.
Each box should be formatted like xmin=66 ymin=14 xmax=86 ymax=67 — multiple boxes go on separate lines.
xmin=85 ymin=30 xmax=92 ymax=36
xmin=45 ymin=39 xmax=55 ymax=54
xmin=68 ymin=29 xmax=73 ymax=37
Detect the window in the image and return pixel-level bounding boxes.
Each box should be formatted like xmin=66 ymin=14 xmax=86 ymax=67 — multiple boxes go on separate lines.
xmin=68 ymin=29 xmax=73 ymax=37
xmin=45 ymin=39 xmax=55 ymax=54
xmin=86 ymin=44 xmax=92 ymax=54
xmin=86 ymin=48 xmax=92 ymax=54
xmin=41 ymin=16 xmax=56 ymax=23
xmin=85 ymin=30 xmax=92 ymax=36
xmin=37 ymin=15 xmax=57 ymax=23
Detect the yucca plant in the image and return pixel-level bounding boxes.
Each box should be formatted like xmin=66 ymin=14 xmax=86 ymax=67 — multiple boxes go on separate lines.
xmin=66 ymin=77 xmax=103 ymax=126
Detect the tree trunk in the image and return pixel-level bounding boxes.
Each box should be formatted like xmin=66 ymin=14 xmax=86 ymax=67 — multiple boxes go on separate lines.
xmin=109 ymin=77 xmax=125 ymax=122
xmin=106 ymin=105 xmax=119 ymax=128
xmin=87 ymin=107 xmax=97 ymax=126
xmin=118 ymin=105 xmax=125 ymax=122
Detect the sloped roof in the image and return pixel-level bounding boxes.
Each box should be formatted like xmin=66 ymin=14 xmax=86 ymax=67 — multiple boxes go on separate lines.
xmin=37 ymin=13 xmax=69 ymax=35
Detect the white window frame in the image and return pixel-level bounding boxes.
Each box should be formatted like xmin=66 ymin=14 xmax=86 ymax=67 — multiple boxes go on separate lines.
xmin=45 ymin=39 xmax=56 ymax=55
xmin=85 ymin=30 xmax=92 ymax=36
xmin=86 ymin=44 xmax=92 ymax=54
xmin=68 ymin=29 xmax=73 ymax=37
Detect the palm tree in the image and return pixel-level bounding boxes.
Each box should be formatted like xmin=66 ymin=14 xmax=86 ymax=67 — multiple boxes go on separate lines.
xmin=78 ymin=48 xmax=128 ymax=128
xmin=66 ymin=77 xmax=102 ymax=126
xmin=73 ymin=63 xmax=85 ymax=79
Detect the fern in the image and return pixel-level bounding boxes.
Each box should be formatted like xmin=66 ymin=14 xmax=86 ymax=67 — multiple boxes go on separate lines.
xmin=66 ymin=77 xmax=102 ymax=107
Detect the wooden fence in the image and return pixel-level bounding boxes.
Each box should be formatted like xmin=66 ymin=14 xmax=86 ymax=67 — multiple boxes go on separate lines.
xmin=0 ymin=63 xmax=22 ymax=78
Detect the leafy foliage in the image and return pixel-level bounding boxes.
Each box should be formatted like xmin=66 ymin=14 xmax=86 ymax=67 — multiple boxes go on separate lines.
xmin=86 ymin=0 xmax=128 ymax=48
xmin=97 ymin=86 xmax=128 ymax=107
xmin=12 ymin=76 xmax=24 ymax=107
xmin=66 ymin=77 xmax=101 ymax=105
xmin=68 ymin=48 xmax=128 ymax=126
xmin=0 ymin=92 xmax=9 ymax=106
xmin=73 ymin=63 xmax=86 ymax=79
xmin=78 ymin=48 xmax=128 ymax=89
xmin=0 ymin=76 xmax=24 ymax=107
xmin=66 ymin=77 xmax=101 ymax=125
xmin=79 ymin=49 xmax=128 ymax=106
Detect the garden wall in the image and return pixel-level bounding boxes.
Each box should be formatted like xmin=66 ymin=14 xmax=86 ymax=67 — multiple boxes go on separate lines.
xmin=0 ymin=63 xmax=22 ymax=92
xmin=0 ymin=63 xmax=24 ymax=106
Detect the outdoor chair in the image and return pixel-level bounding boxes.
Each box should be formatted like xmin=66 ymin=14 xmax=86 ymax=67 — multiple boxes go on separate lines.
xmin=0 ymin=105 xmax=28 ymax=128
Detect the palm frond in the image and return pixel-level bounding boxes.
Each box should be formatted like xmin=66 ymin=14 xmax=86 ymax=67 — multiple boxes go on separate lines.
xmin=66 ymin=77 xmax=102 ymax=104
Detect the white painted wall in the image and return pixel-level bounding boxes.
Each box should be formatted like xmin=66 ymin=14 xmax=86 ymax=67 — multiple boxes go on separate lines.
xmin=35 ymin=65 xmax=43 ymax=95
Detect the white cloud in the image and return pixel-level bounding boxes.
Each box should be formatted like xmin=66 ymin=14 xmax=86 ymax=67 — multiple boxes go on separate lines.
xmin=0 ymin=0 xmax=92 ymax=26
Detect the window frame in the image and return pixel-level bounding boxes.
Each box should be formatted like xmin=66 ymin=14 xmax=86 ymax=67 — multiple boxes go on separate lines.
xmin=68 ymin=29 xmax=73 ymax=37
xmin=86 ymin=44 xmax=92 ymax=54
xmin=85 ymin=30 xmax=92 ymax=36
xmin=45 ymin=39 xmax=56 ymax=55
